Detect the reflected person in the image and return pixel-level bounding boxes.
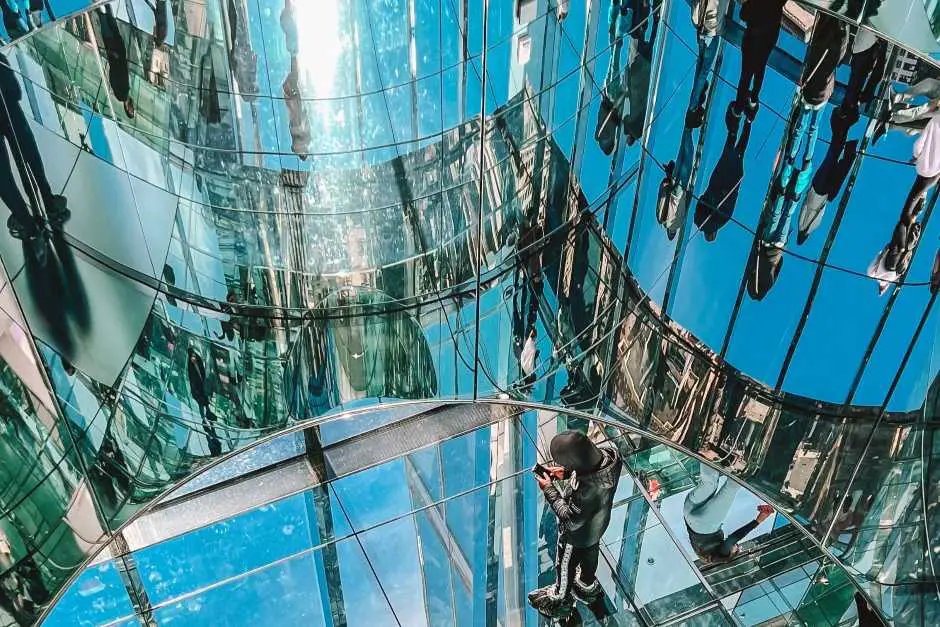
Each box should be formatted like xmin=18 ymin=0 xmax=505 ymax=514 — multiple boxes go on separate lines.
xmin=885 ymin=114 xmax=940 ymax=271
xmin=528 ymin=430 xmax=622 ymax=618
xmin=686 ymin=0 xmax=728 ymax=129
xmin=1 ymin=0 xmax=39 ymax=40
xmin=760 ymin=13 xmax=849 ymax=252
xmin=98 ymin=5 xmax=135 ymax=118
xmin=595 ymin=0 xmax=648 ymax=153
xmin=654 ymin=0 xmax=729 ymax=240
xmin=281 ymin=0 xmax=309 ymax=158
xmin=0 ymin=53 xmax=69 ymax=245
xmin=728 ymin=0 xmax=786 ymax=123
xmin=187 ymin=347 xmax=222 ymax=456
xmin=694 ymin=119 xmax=753 ymax=241
xmin=684 ymin=464 xmax=773 ymax=563
xmin=836 ymin=25 xmax=887 ymax=124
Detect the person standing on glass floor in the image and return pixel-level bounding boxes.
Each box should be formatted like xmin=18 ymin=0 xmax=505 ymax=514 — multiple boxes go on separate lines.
xmin=528 ymin=430 xmax=622 ymax=619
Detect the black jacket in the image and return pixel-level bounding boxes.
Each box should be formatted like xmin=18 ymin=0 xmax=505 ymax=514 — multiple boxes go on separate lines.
xmin=800 ymin=13 xmax=849 ymax=106
xmin=99 ymin=9 xmax=130 ymax=101
xmin=741 ymin=0 xmax=787 ymax=30
xmin=187 ymin=354 xmax=209 ymax=407
xmin=543 ymin=441 xmax=622 ymax=548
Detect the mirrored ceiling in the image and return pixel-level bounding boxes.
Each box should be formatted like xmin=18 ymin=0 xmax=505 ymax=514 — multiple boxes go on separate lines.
xmin=0 ymin=0 xmax=933 ymax=625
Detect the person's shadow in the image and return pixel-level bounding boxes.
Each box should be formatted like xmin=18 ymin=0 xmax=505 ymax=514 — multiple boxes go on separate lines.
xmin=694 ymin=119 xmax=753 ymax=241
xmin=22 ymin=231 xmax=90 ymax=360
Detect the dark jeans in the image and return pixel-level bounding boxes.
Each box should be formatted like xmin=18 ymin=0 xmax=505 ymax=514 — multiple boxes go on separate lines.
xmin=736 ymin=24 xmax=780 ymax=105
xmin=553 ymin=539 xmax=600 ymax=600
xmin=842 ymin=40 xmax=887 ymax=115
xmin=199 ymin=404 xmax=223 ymax=456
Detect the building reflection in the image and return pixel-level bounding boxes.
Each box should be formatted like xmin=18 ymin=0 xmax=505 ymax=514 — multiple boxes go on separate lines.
xmin=0 ymin=0 xmax=934 ymax=624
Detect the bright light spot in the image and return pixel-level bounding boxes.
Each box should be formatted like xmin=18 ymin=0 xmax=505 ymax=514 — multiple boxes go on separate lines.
xmin=294 ymin=0 xmax=343 ymax=97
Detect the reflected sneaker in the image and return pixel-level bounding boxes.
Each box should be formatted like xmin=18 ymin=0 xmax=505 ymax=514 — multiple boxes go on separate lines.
xmin=528 ymin=586 xmax=574 ymax=619
xmin=571 ymin=576 xmax=602 ymax=604
xmin=7 ymin=214 xmax=37 ymax=240
xmin=745 ymin=97 xmax=759 ymax=121
xmin=685 ymin=104 xmax=705 ymax=129
xmin=726 ymin=100 xmax=743 ymax=131
xmin=594 ymin=94 xmax=621 ymax=156
xmin=45 ymin=195 xmax=70 ymax=229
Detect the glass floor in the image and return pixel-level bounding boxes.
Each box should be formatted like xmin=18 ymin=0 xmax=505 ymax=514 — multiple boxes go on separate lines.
xmin=44 ymin=406 xmax=873 ymax=627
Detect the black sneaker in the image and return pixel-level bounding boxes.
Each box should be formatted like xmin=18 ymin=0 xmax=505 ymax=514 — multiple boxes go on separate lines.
xmin=45 ymin=195 xmax=70 ymax=229
xmin=686 ymin=105 xmax=705 ymax=129
xmin=594 ymin=94 xmax=621 ymax=156
xmin=528 ymin=586 xmax=574 ymax=619
xmin=7 ymin=214 xmax=37 ymax=240
xmin=745 ymin=97 xmax=759 ymax=121
xmin=571 ymin=578 xmax=603 ymax=604
xmin=726 ymin=100 xmax=743 ymax=131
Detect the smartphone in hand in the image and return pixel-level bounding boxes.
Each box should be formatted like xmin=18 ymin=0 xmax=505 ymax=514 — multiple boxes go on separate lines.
xmin=533 ymin=463 xmax=550 ymax=479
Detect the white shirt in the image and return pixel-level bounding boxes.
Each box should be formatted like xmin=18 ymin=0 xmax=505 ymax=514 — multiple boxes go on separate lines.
xmin=852 ymin=28 xmax=877 ymax=55
xmin=914 ymin=115 xmax=940 ymax=178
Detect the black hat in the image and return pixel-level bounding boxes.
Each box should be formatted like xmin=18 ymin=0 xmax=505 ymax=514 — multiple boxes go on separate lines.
xmin=550 ymin=430 xmax=604 ymax=473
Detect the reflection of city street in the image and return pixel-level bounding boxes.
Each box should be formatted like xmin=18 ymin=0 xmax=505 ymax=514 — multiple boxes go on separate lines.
xmin=2 ymin=1 xmax=939 ymax=624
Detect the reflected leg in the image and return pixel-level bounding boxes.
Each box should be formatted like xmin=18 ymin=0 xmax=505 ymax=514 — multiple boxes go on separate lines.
xmin=841 ymin=44 xmax=877 ymax=118
xmin=4 ymin=106 xmax=66 ymax=222
xmin=900 ymin=174 xmax=938 ymax=222
xmin=734 ymin=29 xmax=757 ymax=107
xmin=604 ymin=0 xmax=626 ymax=95
xmin=572 ymin=544 xmax=601 ymax=602
xmin=0 ymin=134 xmax=35 ymax=237
xmin=765 ymin=106 xmax=812 ymax=244
xmin=688 ymin=33 xmax=717 ymax=114
xmin=793 ymin=107 xmax=822 ymax=199
xmin=201 ymin=406 xmax=223 ymax=457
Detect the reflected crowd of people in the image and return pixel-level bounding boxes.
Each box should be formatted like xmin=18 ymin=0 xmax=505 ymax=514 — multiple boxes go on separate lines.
xmin=587 ymin=0 xmax=940 ymax=301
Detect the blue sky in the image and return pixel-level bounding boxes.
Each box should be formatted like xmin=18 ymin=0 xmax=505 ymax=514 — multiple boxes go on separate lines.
xmin=40 ymin=0 xmax=940 ymax=622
